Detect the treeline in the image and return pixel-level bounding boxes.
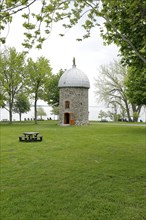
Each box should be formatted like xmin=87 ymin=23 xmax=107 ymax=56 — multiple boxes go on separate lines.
xmin=0 ymin=47 xmax=63 ymax=123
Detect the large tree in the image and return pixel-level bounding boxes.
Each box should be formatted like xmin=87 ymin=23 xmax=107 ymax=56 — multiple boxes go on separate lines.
xmin=94 ymin=60 xmax=142 ymax=122
xmin=26 ymin=56 xmax=52 ymax=124
xmin=100 ymin=0 xmax=146 ymax=66
xmin=1 ymin=0 xmax=145 ymax=65
xmin=0 ymin=47 xmax=27 ymax=123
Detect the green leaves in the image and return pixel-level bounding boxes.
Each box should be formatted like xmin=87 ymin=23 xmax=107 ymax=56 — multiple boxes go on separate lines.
xmin=13 ymin=93 xmax=30 ymax=120
xmin=101 ymin=0 xmax=146 ymax=65
xmin=44 ymin=69 xmax=64 ymax=107
xmin=0 ymin=47 xmax=27 ymax=121
xmin=22 ymin=13 xmax=29 ymax=19
xmin=1 ymin=0 xmax=145 ymax=71
xmin=23 ymin=22 xmax=35 ymax=30
xmin=126 ymin=67 xmax=146 ymax=105
xmin=0 ymin=38 xmax=6 ymax=44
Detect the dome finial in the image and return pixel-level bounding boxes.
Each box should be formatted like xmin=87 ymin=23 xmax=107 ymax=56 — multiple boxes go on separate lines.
xmin=73 ymin=57 xmax=76 ymax=67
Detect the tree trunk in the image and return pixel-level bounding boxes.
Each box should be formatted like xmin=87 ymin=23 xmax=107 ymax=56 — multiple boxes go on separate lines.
xmin=113 ymin=104 xmax=117 ymax=122
xmin=124 ymin=100 xmax=132 ymax=122
xmin=19 ymin=113 xmax=22 ymax=122
xmin=9 ymin=102 xmax=13 ymax=123
xmin=132 ymin=104 xmax=142 ymax=122
xmin=34 ymin=98 xmax=37 ymax=124
xmin=133 ymin=112 xmax=138 ymax=122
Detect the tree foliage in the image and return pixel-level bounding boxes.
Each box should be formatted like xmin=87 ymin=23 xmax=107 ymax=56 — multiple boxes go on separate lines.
xmin=44 ymin=69 xmax=64 ymax=107
xmin=100 ymin=0 xmax=146 ymax=66
xmin=98 ymin=110 xmax=108 ymax=121
xmin=37 ymin=107 xmax=47 ymax=120
xmin=13 ymin=93 xmax=30 ymax=121
xmin=125 ymin=67 xmax=146 ymax=105
xmin=26 ymin=56 xmax=52 ymax=123
xmin=0 ymin=47 xmax=27 ymax=122
xmin=0 ymin=92 xmax=7 ymax=108
xmin=94 ymin=60 xmax=142 ymax=122
xmin=51 ymin=106 xmax=59 ymax=117
xmin=1 ymin=0 xmax=145 ymax=66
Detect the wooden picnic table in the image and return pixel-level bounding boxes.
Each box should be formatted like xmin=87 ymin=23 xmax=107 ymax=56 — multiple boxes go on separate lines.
xmin=23 ymin=132 xmax=39 ymax=141
xmin=19 ymin=132 xmax=43 ymax=142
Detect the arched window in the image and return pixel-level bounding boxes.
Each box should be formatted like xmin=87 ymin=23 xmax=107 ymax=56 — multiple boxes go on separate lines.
xmin=65 ymin=101 xmax=70 ymax=109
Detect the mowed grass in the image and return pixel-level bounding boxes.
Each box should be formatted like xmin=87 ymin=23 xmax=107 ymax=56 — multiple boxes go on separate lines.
xmin=0 ymin=121 xmax=146 ymax=220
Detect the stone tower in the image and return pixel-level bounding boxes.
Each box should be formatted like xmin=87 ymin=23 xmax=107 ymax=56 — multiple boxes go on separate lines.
xmin=58 ymin=58 xmax=90 ymax=125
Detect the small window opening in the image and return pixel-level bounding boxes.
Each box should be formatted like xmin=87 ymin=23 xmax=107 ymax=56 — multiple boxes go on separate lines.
xmin=65 ymin=101 xmax=70 ymax=109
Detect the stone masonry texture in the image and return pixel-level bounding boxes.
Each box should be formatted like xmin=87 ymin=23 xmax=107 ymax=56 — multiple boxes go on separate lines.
xmin=59 ymin=87 xmax=89 ymax=125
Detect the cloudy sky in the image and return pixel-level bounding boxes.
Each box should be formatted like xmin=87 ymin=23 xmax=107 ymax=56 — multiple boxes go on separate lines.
xmin=3 ymin=7 xmax=119 ymax=106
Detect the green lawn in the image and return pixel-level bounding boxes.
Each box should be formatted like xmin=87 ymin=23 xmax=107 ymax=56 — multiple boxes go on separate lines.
xmin=0 ymin=121 xmax=146 ymax=220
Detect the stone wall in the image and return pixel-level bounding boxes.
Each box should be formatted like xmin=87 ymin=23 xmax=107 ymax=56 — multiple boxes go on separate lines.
xmin=59 ymin=87 xmax=89 ymax=125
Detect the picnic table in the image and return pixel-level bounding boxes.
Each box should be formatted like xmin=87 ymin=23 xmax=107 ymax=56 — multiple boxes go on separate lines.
xmin=19 ymin=132 xmax=43 ymax=142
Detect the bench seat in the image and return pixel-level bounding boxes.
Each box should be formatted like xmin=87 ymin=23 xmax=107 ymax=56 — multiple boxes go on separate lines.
xmin=19 ymin=136 xmax=27 ymax=141
xmin=19 ymin=135 xmax=43 ymax=142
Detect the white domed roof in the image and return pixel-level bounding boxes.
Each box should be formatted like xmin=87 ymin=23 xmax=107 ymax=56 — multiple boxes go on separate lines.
xmin=58 ymin=60 xmax=90 ymax=88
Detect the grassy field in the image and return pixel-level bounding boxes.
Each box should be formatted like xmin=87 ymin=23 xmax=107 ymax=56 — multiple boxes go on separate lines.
xmin=0 ymin=121 xmax=146 ymax=220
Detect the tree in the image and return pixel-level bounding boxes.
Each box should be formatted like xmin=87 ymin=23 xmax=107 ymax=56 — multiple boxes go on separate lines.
xmin=100 ymin=0 xmax=146 ymax=66
xmin=13 ymin=93 xmax=30 ymax=121
xmin=0 ymin=47 xmax=27 ymax=123
xmin=94 ymin=60 xmax=142 ymax=122
xmin=26 ymin=56 xmax=52 ymax=124
xmin=1 ymin=0 xmax=145 ymax=65
xmin=107 ymin=110 xmax=121 ymax=122
xmin=44 ymin=69 xmax=64 ymax=107
xmin=125 ymin=67 xmax=146 ymax=105
xmin=98 ymin=110 xmax=108 ymax=121
xmin=37 ymin=107 xmax=46 ymax=120
xmin=51 ymin=106 xmax=59 ymax=119
xmin=0 ymin=0 xmax=71 ymax=49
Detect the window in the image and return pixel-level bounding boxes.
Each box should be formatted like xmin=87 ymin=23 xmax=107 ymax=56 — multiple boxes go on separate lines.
xmin=65 ymin=101 xmax=70 ymax=109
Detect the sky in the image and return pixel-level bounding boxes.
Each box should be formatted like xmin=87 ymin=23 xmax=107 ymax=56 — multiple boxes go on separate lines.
xmin=2 ymin=6 xmax=119 ymax=107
